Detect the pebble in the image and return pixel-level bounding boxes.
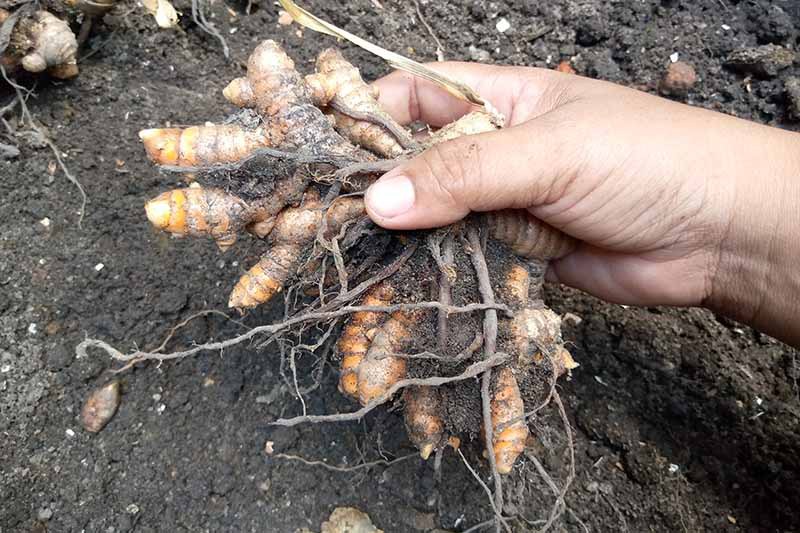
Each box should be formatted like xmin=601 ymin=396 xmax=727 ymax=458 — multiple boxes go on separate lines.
xmin=468 ymin=45 xmax=491 ymax=62
xmin=46 ymin=345 xmax=74 ymax=370
xmin=495 ymin=17 xmax=510 ymax=33
xmin=555 ymin=60 xmax=576 ymax=75
xmin=659 ymin=61 xmax=698 ymax=96
xmin=277 ymin=10 xmax=293 ymax=26
xmin=320 ymin=507 xmax=383 ymax=533
xmin=80 ymin=381 xmax=121 ymax=433
xmin=726 ymin=44 xmax=796 ymax=78
xmin=784 ymin=77 xmax=800 ymax=120
xmin=37 ymin=507 xmax=53 ymax=521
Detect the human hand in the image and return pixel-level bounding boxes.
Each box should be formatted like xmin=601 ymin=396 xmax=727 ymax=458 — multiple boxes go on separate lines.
xmin=364 ymin=63 xmax=800 ymax=345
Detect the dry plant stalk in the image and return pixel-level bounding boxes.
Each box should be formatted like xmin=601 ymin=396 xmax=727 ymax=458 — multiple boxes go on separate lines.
xmin=83 ymin=37 xmax=583 ymax=531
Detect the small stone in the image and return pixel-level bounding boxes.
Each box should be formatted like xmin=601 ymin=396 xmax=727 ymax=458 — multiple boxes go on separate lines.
xmin=125 ymin=503 xmax=140 ymax=515
xmin=46 ymin=345 xmax=74 ymax=370
xmin=277 ymin=10 xmax=293 ymax=26
xmin=669 ymin=52 xmax=680 ymax=63
xmin=321 ymin=507 xmax=383 ymax=533
xmin=94 ymin=263 xmax=104 ymax=272
xmin=28 ymin=323 xmax=38 ymax=335
xmin=784 ymin=77 xmax=800 ymax=120
xmin=495 ymin=18 xmax=510 ymax=33
xmin=726 ymin=44 xmax=796 ymax=78
xmin=65 ymin=428 xmax=75 ymax=438
xmin=264 ymin=440 xmax=274 ymax=455
xmin=573 ymin=6 xmax=609 ymax=46
xmin=659 ymin=61 xmax=698 ymax=96
xmin=468 ymin=45 xmax=491 ymax=62
xmin=39 ymin=217 xmax=51 ymax=228
xmin=37 ymin=507 xmax=53 ymax=521
xmin=555 ymin=60 xmax=576 ymax=75
xmin=80 ymin=381 xmax=121 ymax=433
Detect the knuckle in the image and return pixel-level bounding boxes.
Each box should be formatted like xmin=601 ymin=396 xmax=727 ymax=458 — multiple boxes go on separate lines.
xmin=419 ymin=141 xmax=476 ymax=209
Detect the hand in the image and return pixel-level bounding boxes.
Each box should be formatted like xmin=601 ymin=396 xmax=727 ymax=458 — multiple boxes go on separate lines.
xmin=364 ymin=63 xmax=800 ymax=345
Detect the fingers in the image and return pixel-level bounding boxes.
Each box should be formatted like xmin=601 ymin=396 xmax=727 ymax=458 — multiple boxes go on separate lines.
xmin=365 ymin=118 xmax=569 ymax=229
xmin=373 ymin=62 xmax=569 ymax=127
xmin=547 ymin=245 xmax=712 ymax=307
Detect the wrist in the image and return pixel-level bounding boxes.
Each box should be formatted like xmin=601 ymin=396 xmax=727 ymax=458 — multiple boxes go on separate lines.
xmin=704 ymin=127 xmax=800 ymax=345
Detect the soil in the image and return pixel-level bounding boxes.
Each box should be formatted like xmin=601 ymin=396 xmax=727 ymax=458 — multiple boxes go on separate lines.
xmin=2 ymin=0 xmax=800 ymax=532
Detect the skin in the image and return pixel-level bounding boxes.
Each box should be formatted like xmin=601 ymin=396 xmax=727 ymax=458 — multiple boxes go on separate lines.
xmin=364 ymin=63 xmax=800 ymax=347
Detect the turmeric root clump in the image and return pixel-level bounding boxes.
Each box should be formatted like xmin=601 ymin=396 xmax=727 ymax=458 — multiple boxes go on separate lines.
xmin=133 ymin=39 xmax=582 ymax=481
xmin=2 ymin=10 xmax=79 ymax=79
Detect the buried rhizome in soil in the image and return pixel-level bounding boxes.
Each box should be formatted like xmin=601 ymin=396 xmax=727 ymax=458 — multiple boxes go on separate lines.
xmin=79 ymin=38 xmax=582 ymax=530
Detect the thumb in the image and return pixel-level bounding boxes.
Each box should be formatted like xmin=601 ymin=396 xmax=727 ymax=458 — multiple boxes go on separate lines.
xmin=364 ymin=121 xmax=560 ymax=229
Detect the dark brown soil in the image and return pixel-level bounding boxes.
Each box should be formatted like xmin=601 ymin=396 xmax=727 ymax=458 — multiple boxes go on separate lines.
xmin=2 ymin=1 xmax=799 ymax=532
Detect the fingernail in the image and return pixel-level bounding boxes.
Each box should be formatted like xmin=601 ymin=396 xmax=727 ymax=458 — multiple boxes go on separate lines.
xmin=366 ymin=174 xmax=415 ymax=218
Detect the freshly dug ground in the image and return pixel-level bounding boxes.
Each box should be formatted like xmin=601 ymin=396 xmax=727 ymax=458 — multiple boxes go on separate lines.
xmin=2 ymin=0 xmax=799 ymax=531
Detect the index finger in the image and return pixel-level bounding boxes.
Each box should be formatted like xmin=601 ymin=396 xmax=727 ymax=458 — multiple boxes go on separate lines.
xmin=372 ymin=61 xmax=561 ymax=127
